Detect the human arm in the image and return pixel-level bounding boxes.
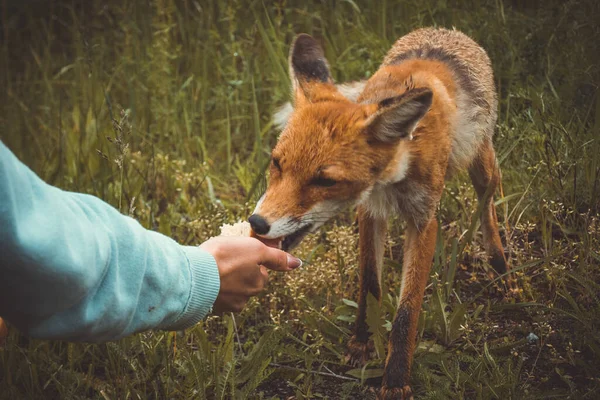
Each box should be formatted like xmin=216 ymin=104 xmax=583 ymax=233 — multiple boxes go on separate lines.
xmin=0 ymin=141 xmax=220 ymax=342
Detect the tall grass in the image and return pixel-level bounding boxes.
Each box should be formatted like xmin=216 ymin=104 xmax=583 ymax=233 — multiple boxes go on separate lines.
xmin=0 ymin=0 xmax=599 ymax=398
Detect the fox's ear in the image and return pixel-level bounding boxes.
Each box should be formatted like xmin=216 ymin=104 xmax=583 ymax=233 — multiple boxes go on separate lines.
xmin=364 ymin=88 xmax=433 ymax=142
xmin=289 ymin=34 xmax=333 ymax=101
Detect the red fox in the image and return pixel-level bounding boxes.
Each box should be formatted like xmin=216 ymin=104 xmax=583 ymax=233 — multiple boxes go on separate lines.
xmin=249 ymin=28 xmax=511 ymax=399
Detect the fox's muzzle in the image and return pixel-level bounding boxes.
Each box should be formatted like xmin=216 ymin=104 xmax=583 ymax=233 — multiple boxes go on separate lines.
xmin=248 ymin=214 xmax=270 ymax=235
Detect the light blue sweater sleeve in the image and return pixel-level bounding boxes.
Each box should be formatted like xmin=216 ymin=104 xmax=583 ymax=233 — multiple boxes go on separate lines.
xmin=0 ymin=141 xmax=220 ymax=342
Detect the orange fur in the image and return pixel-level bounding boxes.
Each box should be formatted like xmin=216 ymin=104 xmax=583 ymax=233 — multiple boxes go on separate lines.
xmin=0 ymin=317 xmax=7 ymax=347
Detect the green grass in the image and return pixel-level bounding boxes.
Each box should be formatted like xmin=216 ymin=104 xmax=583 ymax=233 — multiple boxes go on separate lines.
xmin=1 ymin=0 xmax=599 ymax=398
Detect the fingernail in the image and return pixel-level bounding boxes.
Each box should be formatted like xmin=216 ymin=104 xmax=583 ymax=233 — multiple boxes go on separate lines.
xmin=287 ymin=255 xmax=302 ymax=269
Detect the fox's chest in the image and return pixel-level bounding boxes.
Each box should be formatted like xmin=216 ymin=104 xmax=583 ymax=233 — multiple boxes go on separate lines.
xmin=361 ymin=175 xmax=437 ymax=228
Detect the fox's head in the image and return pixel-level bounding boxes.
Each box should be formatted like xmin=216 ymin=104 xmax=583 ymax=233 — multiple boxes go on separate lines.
xmin=249 ymin=34 xmax=433 ymax=251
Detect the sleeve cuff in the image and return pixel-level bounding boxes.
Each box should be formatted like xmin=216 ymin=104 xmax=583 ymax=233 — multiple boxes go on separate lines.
xmin=166 ymin=247 xmax=220 ymax=331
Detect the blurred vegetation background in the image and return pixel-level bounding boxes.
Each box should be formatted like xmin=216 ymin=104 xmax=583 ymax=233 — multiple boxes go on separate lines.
xmin=0 ymin=0 xmax=599 ymax=398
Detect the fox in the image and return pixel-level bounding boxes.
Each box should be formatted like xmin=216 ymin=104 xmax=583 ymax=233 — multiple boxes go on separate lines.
xmin=249 ymin=28 xmax=512 ymax=399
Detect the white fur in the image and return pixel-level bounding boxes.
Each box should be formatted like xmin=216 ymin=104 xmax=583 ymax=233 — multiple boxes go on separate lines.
xmin=389 ymin=150 xmax=411 ymax=183
xmin=403 ymin=72 xmax=485 ymax=171
xmin=253 ymin=194 xmax=301 ymax=239
xmin=398 ymin=243 xmax=414 ymax=301
xmin=372 ymin=218 xmax=386 ymax=284
xmin=304 ymin=200 xmax=346 ymax=229
xmin=273 ymin=102 xmax=294 ymax=131
xmin=336 ymin=80 xmax=367 ymax=102
xmin=272 ymin=81 xmax=367 ymax=131
xmin=356 ymin=185 xmax=374 ymax=207
xmin=421 ymin=72 xmax=482 ymax=167
xmin=361 ymin=184 xmax=400 ymax=221
xmin=256 ymin=199 xmax=346 ymax=239
xmin=266 ymin=216 xmax=296 ymax=239
xmin=356 ymin=144 xmax=412 ymax=220
xmin=360 ymin=182 xmax=430 ymax=227
xmin=253 ymin=194 xmax=265 ymax=214
xmin=448 ymin=90 xmax=487 ymax=170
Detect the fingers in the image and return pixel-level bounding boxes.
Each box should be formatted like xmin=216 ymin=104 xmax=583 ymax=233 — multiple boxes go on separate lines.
xmin=205 ymin=236 xmax=302 ymax=272
xmin=258 ymin=246 xmax=303 ymax=271
xmin=206 ymin=236 xmax=302 ymax=314
xmin=242 ymin=265 xmax=269 ymax=296
xmin=219 ymin=267 xmax=268 ymax=313
xmin=254 ymin=236 xmax=281 ymax=249
xmin=259 ymin=265 xmax=269 ymax=283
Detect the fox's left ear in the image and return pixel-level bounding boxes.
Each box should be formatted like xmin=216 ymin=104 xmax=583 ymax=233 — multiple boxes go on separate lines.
xmin=289 ymin=34 xmax=334 ymax=102
xmin=364 ymin=88 xmax=433 ymax=142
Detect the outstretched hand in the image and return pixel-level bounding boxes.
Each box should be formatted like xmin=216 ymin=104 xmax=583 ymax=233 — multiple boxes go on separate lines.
xmin=199 ymin=237 xmax=302 ymax=313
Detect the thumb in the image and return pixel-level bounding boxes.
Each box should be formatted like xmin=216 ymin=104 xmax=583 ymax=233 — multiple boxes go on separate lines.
xmin=258 ymin=246 xmax=303 ymax=271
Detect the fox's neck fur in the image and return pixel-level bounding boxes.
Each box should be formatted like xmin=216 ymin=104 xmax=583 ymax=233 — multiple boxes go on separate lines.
xmin=356 ymin=60 xmax=459 ymax=224
xmin=359 ymin=60 xmax=458 ymax=139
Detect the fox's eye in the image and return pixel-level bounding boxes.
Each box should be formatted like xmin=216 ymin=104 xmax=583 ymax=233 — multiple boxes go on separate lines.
xmin=311 ymin=176 xmax=337 ymax=187
xmin=272 ymin=157 xmax=282 ymax=172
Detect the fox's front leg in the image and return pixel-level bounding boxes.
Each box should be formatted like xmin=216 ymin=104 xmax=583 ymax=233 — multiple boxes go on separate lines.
xmin=347 ymin=206 xmax=387 ymax=366
xmin=379 ymin=218 xmax=438 ymax=400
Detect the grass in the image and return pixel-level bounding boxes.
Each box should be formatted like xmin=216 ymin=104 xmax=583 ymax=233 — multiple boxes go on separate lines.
xmin=0 ymin=0 xmax=599 ymax=398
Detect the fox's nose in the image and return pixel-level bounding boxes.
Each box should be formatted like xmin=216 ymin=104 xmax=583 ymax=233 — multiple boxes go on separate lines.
xmin=249 ymin=214 xmax=271 ymax=235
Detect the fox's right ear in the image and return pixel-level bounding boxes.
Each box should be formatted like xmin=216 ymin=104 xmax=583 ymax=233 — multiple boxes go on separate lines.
xmin=364 ymin=88 xmax=433 ymax=143
xmin=289 ymin=34 xmax=334 ymax=103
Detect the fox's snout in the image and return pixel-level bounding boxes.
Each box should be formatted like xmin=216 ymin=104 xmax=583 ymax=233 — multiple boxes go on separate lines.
xmin=248 ymin=214 xmax=270 ymax=235
xmin=248 ymin=208 xmax=319 ymax=251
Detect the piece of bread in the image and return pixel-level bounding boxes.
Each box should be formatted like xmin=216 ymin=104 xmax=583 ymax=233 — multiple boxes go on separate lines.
xmin=219 ymin=221 xmax=253 ymax=237
xmin=219 ymin=221 xmax=281 ymax=249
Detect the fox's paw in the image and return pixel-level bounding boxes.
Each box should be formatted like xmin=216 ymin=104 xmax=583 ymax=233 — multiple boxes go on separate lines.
xmin=345 ymin=336 xmax=374 ymax=367
xmin=378 ymin=385 xmax=413 ymax=400
xmin=503 ymin=274 xmax=522 ymax=300
xmin=486 ymin=267 xmax=522 ymax=300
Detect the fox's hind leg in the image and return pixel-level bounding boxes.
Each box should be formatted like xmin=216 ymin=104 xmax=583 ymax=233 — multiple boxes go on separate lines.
xmin=468 ymin=140 xmax=516 ymax=290
xmin=346 ymin=206 xmax=387 ymax=367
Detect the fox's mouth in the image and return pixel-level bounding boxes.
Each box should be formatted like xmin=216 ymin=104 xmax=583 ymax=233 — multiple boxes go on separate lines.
xmin=280 ymin=223 xmax=314 ymax=251
xmin=259 ymin=223 xmax=313 ymax=252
